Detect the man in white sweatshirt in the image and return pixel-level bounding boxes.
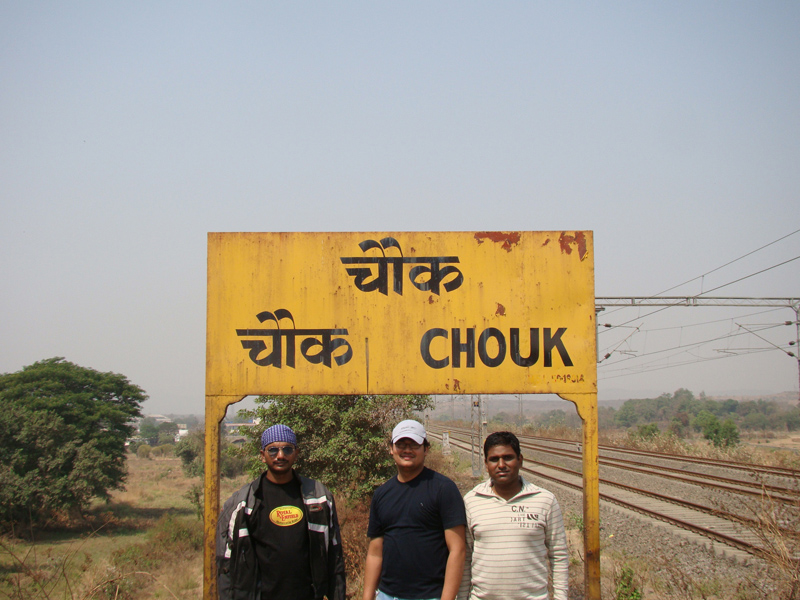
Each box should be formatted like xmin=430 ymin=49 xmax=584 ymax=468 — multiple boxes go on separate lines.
xmin=459 ymin=431 xmax=568 ymax=600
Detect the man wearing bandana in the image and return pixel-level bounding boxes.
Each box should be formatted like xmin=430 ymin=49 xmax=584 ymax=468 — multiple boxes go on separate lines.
xmin=216 ymin=424 xmax=346 ymax=600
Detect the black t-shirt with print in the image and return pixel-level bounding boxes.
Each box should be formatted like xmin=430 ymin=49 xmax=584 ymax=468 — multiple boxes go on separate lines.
xmin=249 ymin=474 xmax=313 ymax=600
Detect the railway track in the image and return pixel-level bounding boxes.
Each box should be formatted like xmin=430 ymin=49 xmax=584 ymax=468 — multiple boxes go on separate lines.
xmin=428 ymin=425 xmax=799 ymax=562
xmin=523 ymin=433 xmax=800 ymax=481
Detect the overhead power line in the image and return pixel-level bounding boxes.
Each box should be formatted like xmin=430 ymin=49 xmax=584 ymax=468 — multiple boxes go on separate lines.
xmin=593 ymin=228 xmax=800 ymax=394
xmin=601 ymin=263 xmax=800 ymax=328
xmin=599 ymin=322 xmax=789 ymax=367
xmin=599 ymin=307 xmax=785 ymax=333
xmin=653 ymin=227 xmax=800 ymax=297
xmin=600 ymin=228 xmax=800 ymax=321
xmin=598 ymin=347 xmax=775 ymax=380
xmin=594 ymin=297 xmax=799 ymax=397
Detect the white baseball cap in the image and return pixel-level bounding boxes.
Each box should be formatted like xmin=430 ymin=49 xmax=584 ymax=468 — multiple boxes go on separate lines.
xmin=391 ymin=419 xmax=427 ymax=444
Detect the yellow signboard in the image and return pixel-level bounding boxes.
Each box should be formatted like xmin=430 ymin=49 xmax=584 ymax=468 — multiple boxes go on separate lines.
xmin=206 ymin=231 xmax=596 ymax=396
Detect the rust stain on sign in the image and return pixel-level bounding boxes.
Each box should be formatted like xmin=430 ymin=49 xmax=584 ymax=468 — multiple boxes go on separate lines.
xmin=453 ymin=379 xmax=461 ymax=392
xmin=474 ymin=231 xmax=521 ymax=252
xmin=495 ymin=303 xmax=506 ymax=317
xmin=558 ymin=232 xmax=588 ymax=261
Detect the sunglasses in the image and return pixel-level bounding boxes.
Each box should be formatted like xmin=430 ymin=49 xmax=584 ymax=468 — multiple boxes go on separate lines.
xmin=265 ymin=445 xmax=296 ymax=458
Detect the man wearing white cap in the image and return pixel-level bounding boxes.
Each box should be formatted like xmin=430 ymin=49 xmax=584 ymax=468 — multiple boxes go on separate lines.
xmin=362 ymin=419 xmax=466 ymax=600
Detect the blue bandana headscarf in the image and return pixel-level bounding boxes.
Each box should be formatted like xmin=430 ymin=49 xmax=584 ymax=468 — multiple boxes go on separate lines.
xmin=260 ymin=424 xmax=298 ymax=450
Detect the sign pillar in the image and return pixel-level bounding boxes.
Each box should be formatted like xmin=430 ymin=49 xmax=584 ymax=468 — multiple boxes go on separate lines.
xmin=203 ymin=395 xmax=244 ymax=599
xmin=562 ymin=392 xmax=601 ymax=600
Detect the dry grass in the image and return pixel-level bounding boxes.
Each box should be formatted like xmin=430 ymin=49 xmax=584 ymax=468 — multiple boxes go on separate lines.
xmin=0 ymin=455 xmax=250 ymax=600
xmin=716 ymin=486 xmax=800 ymax=599
xmin=602 ymin=429 xmax=800 ymax=470
xmin=337 ymin=501 xmax=370 ymax=599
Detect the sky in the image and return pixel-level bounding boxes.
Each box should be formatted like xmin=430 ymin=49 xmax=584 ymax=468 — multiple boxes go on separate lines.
xmin=1 ymin=2 xmax=799 ymax=415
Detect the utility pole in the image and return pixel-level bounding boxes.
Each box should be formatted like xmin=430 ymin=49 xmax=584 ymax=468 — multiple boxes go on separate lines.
xmin=480 ymin=395 xmax=488 ymax=476
xmin=794 ymin=303 xmax=800 ymax=405
xmin=470 ymin=395 xmax=480 ymax=477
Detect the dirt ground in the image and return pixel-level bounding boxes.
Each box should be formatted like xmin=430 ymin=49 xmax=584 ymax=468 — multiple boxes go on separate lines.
xmin=744 ymin=434 xmax=800 ymax=452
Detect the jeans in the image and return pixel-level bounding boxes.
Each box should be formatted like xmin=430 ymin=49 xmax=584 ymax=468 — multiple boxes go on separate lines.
xmin=376 ymin=591 xmax=439 ymax=600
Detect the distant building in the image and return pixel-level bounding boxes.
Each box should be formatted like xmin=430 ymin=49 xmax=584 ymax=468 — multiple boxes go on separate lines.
xmin=146 ymin=414 xmax=173 ymax=424
xmin=223 ymin=422 xmax=258 ymax=436
xmin=176 ymin=424 xmax=189 ymax=441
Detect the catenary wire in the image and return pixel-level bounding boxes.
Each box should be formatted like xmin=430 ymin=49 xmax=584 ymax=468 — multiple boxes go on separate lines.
xmin=600 ymin=228 xmax=800 ymax=320
xmin=598 ymin=324 xmax=787 ymax=367
xmin=599 ymin=347 xmax=774 ymax=380
xmin=598 ymin=307 xmax=784 ymax=335
xmin=609 ymin=255 xmax=800 ymax=329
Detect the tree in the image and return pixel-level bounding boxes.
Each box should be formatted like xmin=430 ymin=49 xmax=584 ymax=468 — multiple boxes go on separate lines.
xmin=536 ymin=409 xmax=568 ymax=428
xmin=742 ymin=412 xmax=768 ymax=431
xmin=138 ymin=417 xmax=160 ymax=446
xmin=785 ymin=409 xmax=800 ymax=432
xmin=691 ymin=410 xmax=718 ymax=433
xmin=693 ymin=410 xmax=740 ymax=448
xmin=157 ymin=421 xmax=179 ymax=445
xmin=175 ymin=430 xmax=245 ymax=479
xmin=0 ymin=358 xmax=145 ymax=525
xmin=491 ymin=411 xmax=513 ymax=424
xmin=237 ymin=394 xmax=432 ymax=500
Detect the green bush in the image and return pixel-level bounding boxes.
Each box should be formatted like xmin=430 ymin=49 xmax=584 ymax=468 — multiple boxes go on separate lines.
xmin=615 ymin=565 xmax=642 ymax=600
xmin=184 ymin=484 xmax=203 ymax=520
xmin=127 ymin=439 xmax=144 ymax=454
xmin=150 ymin=444 xmax=174 ymax=458
xmin=635 ymin=423 xmax=659 ymax=440
xmin=112 ymin=515 xmax=202 ymax=571
xmin=151 ymin=514 xmax=203 ymax=551
xmin=708 ymin=418 xmax=740 ymax=448
xmin=137 ymin=444 xmax=152 ymax=459
xmin=667 ymin=418 xmax=686 ymax=438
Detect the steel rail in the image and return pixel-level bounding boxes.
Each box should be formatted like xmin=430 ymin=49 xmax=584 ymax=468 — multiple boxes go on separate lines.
xmin=437 ymin=425 xmax=800 ymax=478
xmin=519 ymin=440 xmax=798 ymax=501
xmin=434 ymin=432 xmax=781 ymax=558
xmin=436 ymin=426 xmax=796 ymax=503
xmin=529 ymin=434 xmax=800 ymax=479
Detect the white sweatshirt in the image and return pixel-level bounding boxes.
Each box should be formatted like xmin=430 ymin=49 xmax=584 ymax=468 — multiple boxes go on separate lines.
xmin=459 ymin=477 xmax=569 ymax=600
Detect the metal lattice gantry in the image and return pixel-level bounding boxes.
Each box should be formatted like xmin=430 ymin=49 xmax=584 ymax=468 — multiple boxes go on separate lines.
xmin=596 ymin=296 xmax=799 ymax=309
